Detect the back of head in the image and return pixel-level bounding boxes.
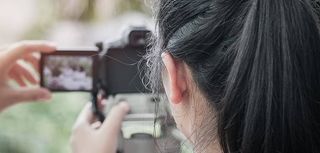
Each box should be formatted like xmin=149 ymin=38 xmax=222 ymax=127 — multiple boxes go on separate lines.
xmin=145 ymin=0 xmax=320 ymax=152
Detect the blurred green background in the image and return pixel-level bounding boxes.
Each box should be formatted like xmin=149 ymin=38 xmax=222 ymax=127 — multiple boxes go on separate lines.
xmin=0 ymin=0 xmax=154 ymax=153
xmin=0 ymin=93 xmax=89 ymax=153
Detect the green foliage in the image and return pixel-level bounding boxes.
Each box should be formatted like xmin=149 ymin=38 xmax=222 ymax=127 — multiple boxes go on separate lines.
xmin=0 ymin=93 xmax=89 ymax=153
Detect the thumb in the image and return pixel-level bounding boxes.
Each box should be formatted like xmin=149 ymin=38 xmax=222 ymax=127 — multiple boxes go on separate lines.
xmin=100 ymin=102 xmax=130 ymax=138
xmin=5 ymin=87 xmax=52 ymax=104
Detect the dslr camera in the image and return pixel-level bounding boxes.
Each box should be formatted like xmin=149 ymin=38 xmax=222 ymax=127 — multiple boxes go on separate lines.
xmin=40 ymin=27 xmax=182 ymax=153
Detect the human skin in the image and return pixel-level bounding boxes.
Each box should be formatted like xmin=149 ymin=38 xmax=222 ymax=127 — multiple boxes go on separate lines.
xmin=0 ymin=41 xmax=56 ymax=111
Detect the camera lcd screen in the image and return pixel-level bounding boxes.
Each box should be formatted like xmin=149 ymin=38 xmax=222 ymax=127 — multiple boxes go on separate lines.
xmin=41 ymin=49 xmax=98 ymax=92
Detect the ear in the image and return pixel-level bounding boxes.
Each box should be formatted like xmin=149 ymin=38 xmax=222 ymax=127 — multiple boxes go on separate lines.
xmin=162 ymin=52 xmax=187 ymax=104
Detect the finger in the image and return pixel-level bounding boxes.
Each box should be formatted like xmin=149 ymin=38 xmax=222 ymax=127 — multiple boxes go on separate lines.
xmin=8 ymin=71 xmax=22 ymax=86
xmin=11 ymin=74 xmax=27 ymax=87
xmin=97 ymin=90 xmax=107 ymax=105
xmin=74 ymin=103 xmax=95 ymax=129
xmin=4 ymin=41 xmax=56 ymax=64
xmin=4 ymin=87 xmax=51 ymax=104
xmin=24 ymin=54 xmax=39 ymax=72
xmin=100 ymin=102 xmax=130 ymax=137
xmin=15 ymin=63 xmax=38 ymax=84
xmin=98 ymin=98 xmax=107 ymax=111
xmin=91 ymin=121 xmax=102 ymax=129
xmin=101 ymin=99 xmax=107 ymax=107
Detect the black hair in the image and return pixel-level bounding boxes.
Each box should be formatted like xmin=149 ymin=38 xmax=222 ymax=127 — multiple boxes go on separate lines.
xmin=144 ymin=0 xmax=320 ymax=152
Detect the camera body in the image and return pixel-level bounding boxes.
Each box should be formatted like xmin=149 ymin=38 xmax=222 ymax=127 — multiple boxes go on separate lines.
xmin=97 ymin=27 xmax=181 ymax=153
xmin=97 ymin=26 xmax=150 ymax=95
xmin=41 ymin=27 xmax=182 ymax=153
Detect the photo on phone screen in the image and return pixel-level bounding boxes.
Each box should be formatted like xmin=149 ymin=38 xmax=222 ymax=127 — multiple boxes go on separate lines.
xmin=40 ymin=49 xmax=98 ymax=92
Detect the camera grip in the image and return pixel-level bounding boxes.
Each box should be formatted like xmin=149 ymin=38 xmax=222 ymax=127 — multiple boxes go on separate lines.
xmin=91 ymin=92 xmax=106 ymax=122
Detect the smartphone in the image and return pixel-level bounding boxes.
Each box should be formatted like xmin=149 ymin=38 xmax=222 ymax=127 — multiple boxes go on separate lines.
xmin=40 ymin=47 xmax=99 ymax=92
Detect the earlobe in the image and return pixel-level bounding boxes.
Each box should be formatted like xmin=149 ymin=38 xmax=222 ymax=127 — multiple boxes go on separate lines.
xmin=161 ymin=52 xmax=186 ymax=104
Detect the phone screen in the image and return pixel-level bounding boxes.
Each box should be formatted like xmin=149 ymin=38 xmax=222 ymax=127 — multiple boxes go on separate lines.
xmin=40 ymin=49 xmax=98 ymax=92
